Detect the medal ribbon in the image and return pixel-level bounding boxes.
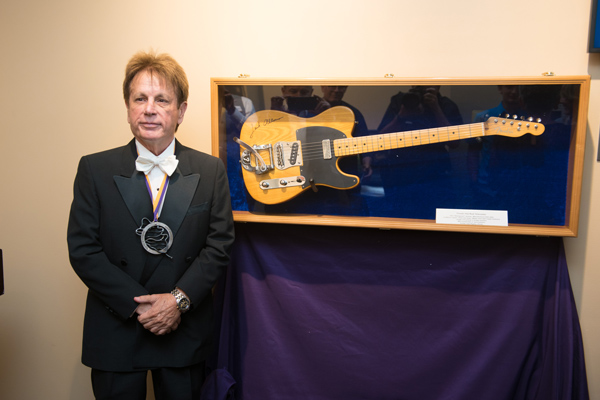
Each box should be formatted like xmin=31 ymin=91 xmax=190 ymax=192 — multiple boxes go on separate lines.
xmin=144 ymin=174 xmax=169 ymax=221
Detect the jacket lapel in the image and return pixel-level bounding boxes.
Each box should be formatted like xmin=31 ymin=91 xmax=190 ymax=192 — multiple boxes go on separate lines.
xmin=160 ymin=140 xmax=201 ymax=237
xmin=113 ymin=140 xmax=152 ymax=227
xmin=159 ymin=169 xmax=200 ymax=238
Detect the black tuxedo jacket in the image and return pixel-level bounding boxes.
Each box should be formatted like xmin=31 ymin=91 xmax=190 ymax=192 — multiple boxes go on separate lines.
xmin=67 ymin=139 xmax=234 ymax=371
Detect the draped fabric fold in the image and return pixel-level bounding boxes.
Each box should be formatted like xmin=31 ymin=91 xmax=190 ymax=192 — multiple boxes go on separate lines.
xmin=205 ymin=223 xmax=588 ymax=400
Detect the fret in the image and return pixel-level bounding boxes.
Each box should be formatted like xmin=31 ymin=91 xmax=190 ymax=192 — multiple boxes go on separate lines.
xmin=333 ymin=122 xmax=485 ymax=157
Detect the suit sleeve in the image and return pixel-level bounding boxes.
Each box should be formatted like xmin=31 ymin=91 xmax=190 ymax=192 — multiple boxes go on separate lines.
xmin=67 ymin=156 xmax=149 ymax=319
xmin=176 ymin=158 xmax=235 ymax=306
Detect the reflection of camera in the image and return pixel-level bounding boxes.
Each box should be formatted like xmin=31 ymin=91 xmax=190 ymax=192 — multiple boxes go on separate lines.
xmin=408 ymin=86 xmax=427 ymax=98
xmin=402 ymin=89 xmax=424 ymax=111
xmin=287 ymin=96 xmax=319 ymax=112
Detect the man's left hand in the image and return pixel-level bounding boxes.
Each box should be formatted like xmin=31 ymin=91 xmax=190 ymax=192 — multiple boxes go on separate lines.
xmin=134 ymin=293 xmax=181 ymax=335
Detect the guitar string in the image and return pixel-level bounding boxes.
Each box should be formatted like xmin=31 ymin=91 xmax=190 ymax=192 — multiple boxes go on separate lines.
xmin=297 ymin=124 xmax=483 ymax=160
xmin=253 ymin=118 xmax=539 ymax=165
xmin=257 ymin=122 xmax=485 ymax=163
xmin=296 ymin=124 xmax=482 ymax=151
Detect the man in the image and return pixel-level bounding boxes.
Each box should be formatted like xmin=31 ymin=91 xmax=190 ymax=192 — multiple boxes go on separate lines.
xmin=377 ymin=85 xmax=463 ymax=132
xmin=310 ymin=85 xmax=373 ymax=181
xmin=315 ymin=86 xmax=369 ymax=138
xmin=67 ymin=51 xmax=235 ymax=399
xmin=222 ymin=86 xmax=256 ymax=134
xmin=473 ymin=85 xmax=523 ymax=122
xmin=270 ymin=85 xmax=317 ymax=115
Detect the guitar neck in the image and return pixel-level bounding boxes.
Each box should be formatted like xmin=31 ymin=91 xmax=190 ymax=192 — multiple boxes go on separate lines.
xmin=333 ymin=122 xmax=485 ymax=157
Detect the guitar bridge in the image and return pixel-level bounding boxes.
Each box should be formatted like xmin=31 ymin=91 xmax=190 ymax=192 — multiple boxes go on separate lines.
xmin=274 ymin=141 xmax=303 ymax=170
xmin=234 ymin=137 xmax=274 ymax=175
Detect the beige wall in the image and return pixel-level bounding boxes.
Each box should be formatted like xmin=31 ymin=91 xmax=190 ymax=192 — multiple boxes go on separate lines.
xmin=0 ymin=0 xmax=598 ymax=398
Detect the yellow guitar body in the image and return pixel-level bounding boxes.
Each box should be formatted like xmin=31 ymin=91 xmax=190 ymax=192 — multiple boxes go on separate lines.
xmin=238 ymin=106 xmax=357 ymax=205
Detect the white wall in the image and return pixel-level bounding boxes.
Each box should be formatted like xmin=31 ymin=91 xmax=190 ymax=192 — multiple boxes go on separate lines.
xmin=0 ymin=0 xmax=598 ymax=398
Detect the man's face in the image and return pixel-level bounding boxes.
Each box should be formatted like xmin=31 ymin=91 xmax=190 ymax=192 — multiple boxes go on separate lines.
xmin=281 ymin=86 xmax=313 ymax=97
xmin=321 ymin=86 xmax=347 ymax=104
xmin=498 ymin=85 xmax=520 ymax=105
xmin=126 ymin=70 xmax=187 ymax=154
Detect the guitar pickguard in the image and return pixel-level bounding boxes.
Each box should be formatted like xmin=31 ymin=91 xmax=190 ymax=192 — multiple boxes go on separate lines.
xmin=296 ymin=126 xmax=359 ymax=190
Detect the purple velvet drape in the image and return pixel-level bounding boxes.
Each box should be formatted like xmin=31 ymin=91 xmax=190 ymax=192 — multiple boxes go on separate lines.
xmin=203 ymin=223 xmax=588 ymax=400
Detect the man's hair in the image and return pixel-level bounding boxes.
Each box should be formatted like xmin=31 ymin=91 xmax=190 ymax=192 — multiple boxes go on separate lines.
xmin=123 ymin=51 xmax=189 ymax=106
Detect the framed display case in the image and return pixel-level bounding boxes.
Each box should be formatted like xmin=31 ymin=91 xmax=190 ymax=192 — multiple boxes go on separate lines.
xmin=210 ymin=76 xmax=589 ymax=236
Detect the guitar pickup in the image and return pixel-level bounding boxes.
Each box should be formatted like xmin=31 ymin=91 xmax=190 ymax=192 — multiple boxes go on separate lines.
xmin=259 ymin=176 xmax=306 ymax=190
xmin=322 ymin=139 xmax=332 ymax=159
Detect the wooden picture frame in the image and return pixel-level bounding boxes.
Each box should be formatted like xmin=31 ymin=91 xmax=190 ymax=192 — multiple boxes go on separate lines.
xmin=210 ymin=76 xmax=589 ymax=237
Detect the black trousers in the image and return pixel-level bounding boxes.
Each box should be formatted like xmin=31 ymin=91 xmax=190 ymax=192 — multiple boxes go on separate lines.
xmin=91 ymin=362 xmax=206 ymax=400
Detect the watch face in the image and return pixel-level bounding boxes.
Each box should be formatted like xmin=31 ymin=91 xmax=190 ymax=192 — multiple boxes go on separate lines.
xmin=179 ymin=297 xmax=190 ymax=311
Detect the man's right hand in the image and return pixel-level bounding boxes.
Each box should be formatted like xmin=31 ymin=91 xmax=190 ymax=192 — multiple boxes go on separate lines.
xmin=134 ymin=294 xmax=182 ymax=335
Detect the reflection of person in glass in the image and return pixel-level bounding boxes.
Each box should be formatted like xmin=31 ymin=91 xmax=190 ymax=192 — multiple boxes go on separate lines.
xmin=517 ymin=85 xmax=572 ymax=225
xmin=469 ymin=85 xmax=525 ymax=193
xmin=315 ymin=86 xmax=372 ymax=179
xmin=372 ymin=86 xmax=463 ymax=218
xmin=315 ymin=86 xmax=369 ymax=136
xmin=219 ymin=86 xmax=255 ymax=166
xmin=220 ymin=86 xmax=256 ymax=210
xmin=556 ymin=84 xmax=578 ymax=126
xmin=473 ymin=85 xmax=523 ymax=122
xmin=259 ymin=85 xmax=369 ymax=216
xmin=378 ymin=86 xmax=463 ymax=132
xmin=223 ymin=86 xmax=256 ymax=133
xmin=271 ymin=85 xmax=319 ymax=116
xmin=468 ymin=84 xmax=571 ymax=225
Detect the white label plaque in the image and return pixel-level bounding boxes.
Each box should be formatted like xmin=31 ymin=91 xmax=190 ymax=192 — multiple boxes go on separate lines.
xmin=436 ymin=209 xmax=508 ymax=226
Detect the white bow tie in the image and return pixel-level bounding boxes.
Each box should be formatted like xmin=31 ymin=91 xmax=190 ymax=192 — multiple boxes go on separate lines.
xmin=135 ymin=154 xmax=179 ymax=176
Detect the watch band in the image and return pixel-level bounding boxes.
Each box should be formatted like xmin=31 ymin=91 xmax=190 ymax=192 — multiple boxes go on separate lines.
xmin=171 ymin=288 xmax=191 ymax=313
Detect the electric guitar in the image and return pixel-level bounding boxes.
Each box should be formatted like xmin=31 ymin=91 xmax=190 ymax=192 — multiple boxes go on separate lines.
xmin=234 ymin=106 xmax=545 ymax=205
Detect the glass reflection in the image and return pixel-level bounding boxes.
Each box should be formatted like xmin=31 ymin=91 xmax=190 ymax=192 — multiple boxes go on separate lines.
xmin=218 ymin=83 xmax=579 ymax=226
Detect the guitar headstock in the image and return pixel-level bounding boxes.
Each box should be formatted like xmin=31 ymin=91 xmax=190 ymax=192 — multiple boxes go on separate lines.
xmin=484 ymin=115 xmax=545 ymax=137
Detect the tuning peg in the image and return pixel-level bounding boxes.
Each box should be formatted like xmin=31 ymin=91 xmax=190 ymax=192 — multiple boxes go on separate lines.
xmin=528 ymin=117 xmax=534 ymax=122
xmin=513 ymin=115 xmax=518 ymax=119
xmin=536 ymin=118 xmax=542 ymax=123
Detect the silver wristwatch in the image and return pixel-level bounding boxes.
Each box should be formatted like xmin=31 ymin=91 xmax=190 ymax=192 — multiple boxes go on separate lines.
xmin=171 ymin=288 xmax=191 ymax=313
